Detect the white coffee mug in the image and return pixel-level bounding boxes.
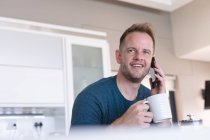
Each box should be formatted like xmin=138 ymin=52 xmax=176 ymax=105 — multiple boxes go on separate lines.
xmin=146 ymin=93 xmax=172 ymax=123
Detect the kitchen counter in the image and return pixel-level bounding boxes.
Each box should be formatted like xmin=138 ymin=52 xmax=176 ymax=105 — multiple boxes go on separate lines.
xmin=1 ymin=126 xmax=209 ymax=140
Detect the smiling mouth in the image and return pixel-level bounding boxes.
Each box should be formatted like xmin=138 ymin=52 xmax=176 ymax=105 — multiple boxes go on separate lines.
xmin=131 ymin=64 xmax=144 ymax=68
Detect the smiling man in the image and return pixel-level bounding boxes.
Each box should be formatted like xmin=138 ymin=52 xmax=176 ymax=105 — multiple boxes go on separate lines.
xmin=71 ymin=23 xmax=166 ymax=128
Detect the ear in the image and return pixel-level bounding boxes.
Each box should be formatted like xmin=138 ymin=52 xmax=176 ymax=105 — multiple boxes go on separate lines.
xmin=115 ymin=49 xmax=121 ymax=64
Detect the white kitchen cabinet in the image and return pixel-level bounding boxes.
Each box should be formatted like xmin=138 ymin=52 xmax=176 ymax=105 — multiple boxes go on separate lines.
xmin=0 ymin=17 xmax=110 ymax=136
xmin=0 ymin=28 xmax=64 ymax=106
xmin=0 ymin=28 xmax=63 ymax=69
xmin=0 ymin=66 xmax=64 ymax=105
xmin=63 ymin=35 xmax=110 ymax=134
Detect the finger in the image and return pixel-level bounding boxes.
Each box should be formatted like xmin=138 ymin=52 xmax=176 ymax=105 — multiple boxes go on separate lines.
xmin=140 ymin=103 xmax=150 ymax=112
xmin=154 ymin=67 xmax=165 ymax=78
xmin=135 ymin=100 xmax=149 ymax=106
xmin=144 ymin=117 xmax=153 ymax=123
xmin=136 ymin=104 xmax=150 ymax=115
xmin=133 ymin=102 xmax=150 ymax=112
xmin=155 ymin=73 xmax=163 ymax=80
xmin=137 ymin=99 xmax=148 ymax=104
xmin=155 ymin=73 xmax=165 ymax=83
xmin=145 ymin=111 xmax=153 ymax=117
xmin=143 ymin=112 xmax=153 ymax=123
xmin=140 ymin=122 xmax=150 ymax=128
xmin=154 ymin=63 xmax=162 ymax=71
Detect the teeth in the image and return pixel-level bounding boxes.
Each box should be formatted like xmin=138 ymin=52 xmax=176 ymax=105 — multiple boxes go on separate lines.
xmin=132 ymin=64 xmax=143 ymax=67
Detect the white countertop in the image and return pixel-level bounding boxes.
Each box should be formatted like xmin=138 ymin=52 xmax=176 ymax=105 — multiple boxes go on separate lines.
xmin=1 ymin=126 xmax=209 ymax=140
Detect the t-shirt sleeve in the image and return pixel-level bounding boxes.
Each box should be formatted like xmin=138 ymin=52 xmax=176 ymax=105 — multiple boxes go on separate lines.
xmin=70 ymin=91 xmax=102 ymax=127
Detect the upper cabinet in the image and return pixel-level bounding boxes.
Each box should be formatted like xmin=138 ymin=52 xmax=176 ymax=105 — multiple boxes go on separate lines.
xmin=0 ymin=28 xmax=63 ymax=68
xmin=0 ymin=28 xmax=65 ymax=105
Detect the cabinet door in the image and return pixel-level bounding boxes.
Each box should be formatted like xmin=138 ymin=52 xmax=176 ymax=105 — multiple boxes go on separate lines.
xmin=0 ymin=28 xmax=65 ymax=105
xmin=0 ymin=28 xmax=63 ymax=69
xmin=63 ymin=36 xmax=111 ymax=133
xmin=0 ymin=66 xmax=64 ymax=104
xmin=65 ymin=36 xmax=111 ymax=99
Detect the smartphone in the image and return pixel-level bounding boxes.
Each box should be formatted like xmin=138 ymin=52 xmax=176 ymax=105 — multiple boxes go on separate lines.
xmin=150 ymin=57 xmax=158 ymax=88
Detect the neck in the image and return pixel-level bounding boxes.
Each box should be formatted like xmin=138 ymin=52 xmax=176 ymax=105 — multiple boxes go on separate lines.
xmin=116 ymin=72 xmax=141 ymax=101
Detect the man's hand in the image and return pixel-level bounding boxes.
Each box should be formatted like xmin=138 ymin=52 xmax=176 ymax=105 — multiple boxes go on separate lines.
xmin=150 ymin=64 xmax=166 ymax=95
xmin=110 ymin=100 xmax=153 ymax=128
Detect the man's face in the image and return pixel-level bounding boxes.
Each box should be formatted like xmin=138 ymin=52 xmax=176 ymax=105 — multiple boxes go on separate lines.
xmin=116 ymin=32 xmax=154 ymax=83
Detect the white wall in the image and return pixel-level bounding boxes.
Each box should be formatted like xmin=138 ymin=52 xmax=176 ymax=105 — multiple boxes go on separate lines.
xmin=0 ymin=0 xmax=210 ymax=125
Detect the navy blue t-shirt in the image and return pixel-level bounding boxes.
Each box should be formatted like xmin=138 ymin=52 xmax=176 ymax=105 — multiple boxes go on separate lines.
xmin=71 ymin=76 xmax=151 ymax=127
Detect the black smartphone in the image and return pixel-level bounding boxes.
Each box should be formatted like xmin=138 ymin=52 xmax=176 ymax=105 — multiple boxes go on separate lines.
xmin=150 ymin=57 xmax=158 ymax=88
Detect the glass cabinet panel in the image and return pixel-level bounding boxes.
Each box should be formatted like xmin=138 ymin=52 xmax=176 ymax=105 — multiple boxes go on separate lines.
xmin=72 ymin=45 xmax=103 ymax=97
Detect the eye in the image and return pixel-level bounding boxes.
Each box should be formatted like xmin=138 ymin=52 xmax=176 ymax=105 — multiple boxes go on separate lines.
xmin=127 ymin=48 xmax=136 ymax=54
xmin=143 ymin=49 xmax=151 ymax=55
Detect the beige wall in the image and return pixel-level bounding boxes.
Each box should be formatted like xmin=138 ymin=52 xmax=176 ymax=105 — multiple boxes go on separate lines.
xmin=0 ymin=0 xmax=210 ymax=125
xmin=171 ymin=0 xmax=210 ymax=57
xmin=171 ymin=0 xmax=210 ymax=126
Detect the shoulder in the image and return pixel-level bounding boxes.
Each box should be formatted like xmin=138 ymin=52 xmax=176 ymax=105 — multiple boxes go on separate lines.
xmin=76 ymin=76 xmax=116 ymax=99
xmin=83 ymin=76 xmax=116 ymax=93
xmin=71 ymin=76 xmax=117 ymax=125
xmin=90 ymin=76 xmax=116 ymax=87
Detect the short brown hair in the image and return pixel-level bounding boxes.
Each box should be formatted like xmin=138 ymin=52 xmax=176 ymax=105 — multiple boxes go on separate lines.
xmin=119 ymin=23 xmax=155 ymax=51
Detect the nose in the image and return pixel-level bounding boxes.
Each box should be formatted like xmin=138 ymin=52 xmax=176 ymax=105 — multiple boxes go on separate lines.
xmin=133 ymin=51 xmax=144 ymax=60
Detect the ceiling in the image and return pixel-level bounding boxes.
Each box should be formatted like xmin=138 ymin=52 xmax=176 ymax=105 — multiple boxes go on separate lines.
xmin=117 ymin=0 xmax=194 ymax=12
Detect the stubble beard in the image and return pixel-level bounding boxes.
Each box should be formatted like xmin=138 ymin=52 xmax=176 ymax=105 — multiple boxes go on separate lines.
xmin=120 ymin=64 xmax=149 ymax=83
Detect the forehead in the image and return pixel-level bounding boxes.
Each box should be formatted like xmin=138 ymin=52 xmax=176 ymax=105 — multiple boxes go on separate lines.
xmin=123 ymin=32 xmax=154 ymax=49
xmin=125 ymin=32 xmax=153 ymax=44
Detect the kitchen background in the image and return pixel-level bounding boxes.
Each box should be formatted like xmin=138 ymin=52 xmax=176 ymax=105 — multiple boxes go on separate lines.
xmin=0 ymin=0 xmax=210 ymax=138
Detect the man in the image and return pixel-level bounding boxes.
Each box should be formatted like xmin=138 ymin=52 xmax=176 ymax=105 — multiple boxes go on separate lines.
xmin=71 ymin=23 xmax=166 ymax=128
